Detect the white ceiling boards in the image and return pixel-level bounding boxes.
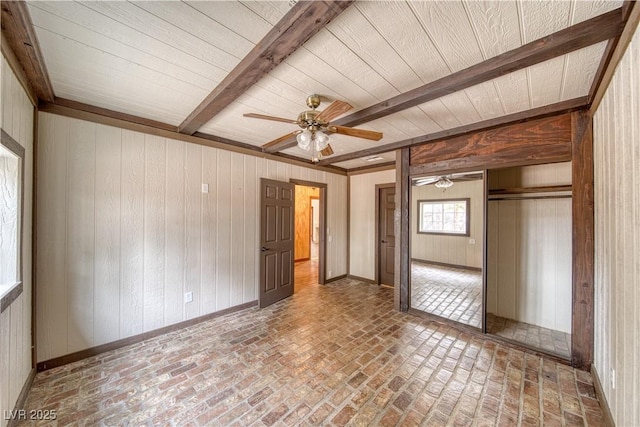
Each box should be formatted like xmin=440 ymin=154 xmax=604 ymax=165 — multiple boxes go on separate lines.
xmin=22 ymin=0 xmax=625 ymax=170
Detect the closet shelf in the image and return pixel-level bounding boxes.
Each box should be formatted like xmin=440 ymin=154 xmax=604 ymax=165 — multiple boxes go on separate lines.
xmin=488 ymin=185 xmax=572 ymax=195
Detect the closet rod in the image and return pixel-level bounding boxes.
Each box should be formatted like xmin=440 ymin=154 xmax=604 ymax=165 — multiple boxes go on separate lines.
xmin=488 ymin=194 xmax=572 ymax=201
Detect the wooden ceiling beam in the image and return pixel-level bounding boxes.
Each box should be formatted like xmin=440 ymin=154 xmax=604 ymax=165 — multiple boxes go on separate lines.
xmin=1 ymin=0 xmax=54 ymax=102
xmin=590 ymin=1 xmax=640 ymax=112
xmin=266 ymin=7 xmax=625 ymax=154
xmin=178 ymin=0 xmax=354 ymax=135
xmin=53 ymin=98 xmax=178 ymax=132
xmin=318 ymin=97 xmax=588 ymax=166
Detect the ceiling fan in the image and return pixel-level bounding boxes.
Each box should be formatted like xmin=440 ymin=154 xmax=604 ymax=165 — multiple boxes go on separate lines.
xmin=244 ymin=94 xmax=383 ymax=162
xmin=414 ymin=172 xmax=484 ymax=188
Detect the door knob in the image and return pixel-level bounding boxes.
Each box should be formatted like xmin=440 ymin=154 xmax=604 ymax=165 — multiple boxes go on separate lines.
xmin=381 ymin=240 xmax=387 ymax=243
xmin=260 ymin=247 xmax=269 ymax=252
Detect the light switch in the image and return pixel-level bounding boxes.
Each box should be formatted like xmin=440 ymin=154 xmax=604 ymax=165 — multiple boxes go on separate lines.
xmin=202 ymin=183 xmax=209 ymax=193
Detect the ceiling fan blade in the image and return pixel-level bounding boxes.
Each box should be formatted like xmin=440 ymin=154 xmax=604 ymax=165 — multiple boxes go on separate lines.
xmin=261 ymin=131 xmax=301 ymax=150
xmin=320 ymin=144 xmax=334 ymax=157
xmin=244 ymin=113 xmax=299 ymax=125
xmin=450 ymin=172 xmax=484 ymax=180
xmin=328 ymin=125 xmax=383 ymax=141
xmin=315 ymin=100 xmax=352 ymax=122
xmin=414 ymin=177 xmax=439 ymax=186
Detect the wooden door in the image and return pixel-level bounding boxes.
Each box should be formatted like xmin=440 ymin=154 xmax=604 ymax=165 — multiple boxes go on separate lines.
xmin=379 ymin=186 xmax=396 ymax=285
xmin=260 ymin=179 xmax=295 ymax=308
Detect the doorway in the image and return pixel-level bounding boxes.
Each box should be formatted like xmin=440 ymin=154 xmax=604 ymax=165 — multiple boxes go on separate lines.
xmin=376 ymin=184 xmax=395 ymax=286
xmin=291 ymin=179 xmax=326 ymax=290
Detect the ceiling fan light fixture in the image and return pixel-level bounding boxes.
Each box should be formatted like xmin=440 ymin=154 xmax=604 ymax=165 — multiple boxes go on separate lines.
xmin=314 ymin=131 xmax=330 ymax=151
xmin=435 ymin=177 xmax=454 ymax=189
xmin=296 ymin=129 xmax=312 ymax=150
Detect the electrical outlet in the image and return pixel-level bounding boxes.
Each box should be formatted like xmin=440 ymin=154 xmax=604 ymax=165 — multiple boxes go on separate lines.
xmin=184 ymin=291 xmax=193 ymax=303
xmin=328 ymin=270 xmax=332 ymax=278
xmin=611 ymin=368 xmax=616 ymax=390
xmin=469 ymin=238 xmax=476 ymax=244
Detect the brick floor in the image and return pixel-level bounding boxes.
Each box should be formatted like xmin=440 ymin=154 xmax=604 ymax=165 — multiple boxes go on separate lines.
xmin=411 ymin=262 xmax=482 ymax=328
xmin=19 ymin=277 xmax=605 ymax=426
xmin=486 ymin=313 xmax=572 ymax=358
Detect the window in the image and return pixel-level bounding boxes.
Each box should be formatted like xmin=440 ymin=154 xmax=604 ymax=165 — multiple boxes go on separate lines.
xmin=0 ymin=133 xmax=23 ymax=302
xmin=417 ymin=198 xmax=470 ymax=236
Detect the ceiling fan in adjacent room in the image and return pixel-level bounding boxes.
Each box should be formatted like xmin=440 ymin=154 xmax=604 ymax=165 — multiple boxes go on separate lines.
xmin=244 ymin=94 xmax=383 ymax=162
xmin=413 ymin=172 xmax=484 ymax=189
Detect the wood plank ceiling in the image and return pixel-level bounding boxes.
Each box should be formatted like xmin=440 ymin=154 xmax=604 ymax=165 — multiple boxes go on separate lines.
xmin=15 ymin=0 xmax=626 ymax=171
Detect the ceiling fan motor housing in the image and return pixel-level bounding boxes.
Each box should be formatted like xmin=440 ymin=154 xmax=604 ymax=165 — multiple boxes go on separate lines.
xmin=305 ymin=94 xmax=321 ymax=109
xmin=297 ymin=109 xmax=327 ymax=131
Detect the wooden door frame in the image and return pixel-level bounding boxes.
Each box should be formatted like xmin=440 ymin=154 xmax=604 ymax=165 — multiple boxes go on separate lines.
xmin=310 ymin=196 xmax=319 ymax=246
xmin=375 ymin=183 xmax=396 ymax=285
xmin=290 ymin=179 xmax=327 ymax=285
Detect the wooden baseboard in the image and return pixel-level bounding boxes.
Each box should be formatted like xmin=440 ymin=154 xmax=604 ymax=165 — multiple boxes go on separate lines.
xmin=36 ymin=301 xmax=257 ymax=372
xmin=347 ymin=275 xmax=377 ymax=284
xmin=411 ymin=258 xmax=482 ymax=272
xmin=7 ymin=368 xmax=36 ymax=427
xmin=324 ymin=274 xmax=347 ymax=283
xmin=591 ymin=364 xmax=615 ymax=427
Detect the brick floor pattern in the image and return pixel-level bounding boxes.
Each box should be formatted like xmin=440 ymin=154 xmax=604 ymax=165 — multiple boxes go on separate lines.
xmin=20 ymin=278 xmax=605 ymax=426
xmin=411 ymin=262 xmax=483 ymax=329
xmin=411 ymin=263 xmax=572 ymax=358
xmin=486 ymin=314 xmax=572 ymax=359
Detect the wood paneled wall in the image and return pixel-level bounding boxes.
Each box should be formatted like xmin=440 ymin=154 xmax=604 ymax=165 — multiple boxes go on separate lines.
xmin=411 ymin=179 xmax=483 ymax=269
xmin=349 ymin=169 xmax=395 ymax=280
xmin=0 ymin=54 xmax=34 ymax=426
xmin=36 ymin=112 xmax=347 ymax=362
xmin=593 ymin=21 xmax=640 ymax=426
xmin=486 ymin=163 xmax=572 ymax=332
xmin=294 ymin=185 xmax=319 ymax=261
xmin=487 ymin=198 xmax=572 ymax=332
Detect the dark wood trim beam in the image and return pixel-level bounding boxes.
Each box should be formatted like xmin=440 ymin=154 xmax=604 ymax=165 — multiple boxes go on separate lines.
xmin=588 ymin=2 xmax=637 ymax=105
xmin=590 ymin=1 xmax=640 ymax=112
xmin=178 ymin=0 xmax=354 ymax=135
xmin=396 ymin=149 xmax=410 ymax=312
xmin=409 ymin=114 xmax=573 ymax=176
xmin=571 ymin=110 xmax=595 ymax=371
xmin=1 ymin=1 xmax=54 ymax=102
xmin=54 ymin=98 xmax=177 ymax=132
xmin=38 ymin=102 xmax=347 ymax=176
xmin=267 ymin=9 xmax=624 ymax=154
xmin=1 ymin=128 xmax=26 ymax=158
xmin=193 ymin=131 xmax=262 ymax=153
xmin=0 ymin=282 xmax=23 ymax=313
xmin=587 ymin=38 xmax=618 ymax=105
xmin=346 ymin=161 xmax=395 ymax=176
xmin=318 ymin=97 xmax=587 ymax=166
xmin=1 ymin=32 xmax=37 ymax=106
xmin=334 ymin=8 xmax=623 ymax=127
